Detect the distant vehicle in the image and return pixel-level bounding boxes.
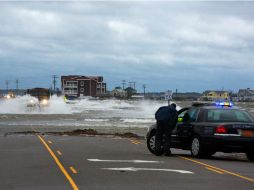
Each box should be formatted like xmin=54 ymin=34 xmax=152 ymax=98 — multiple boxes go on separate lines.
xmin=4 ymin=91 xmax=15 ymax=99
xmin=147 ymin=102 xmax=254 ymax=161
xmin=26 ymin=88 xmax=51 ymax=107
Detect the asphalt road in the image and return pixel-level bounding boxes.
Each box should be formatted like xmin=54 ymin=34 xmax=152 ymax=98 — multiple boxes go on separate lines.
xmin=1 ymin=131 xmax=254 ymax=190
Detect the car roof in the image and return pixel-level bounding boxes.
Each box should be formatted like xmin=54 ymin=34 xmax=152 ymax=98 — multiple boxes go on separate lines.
xmin=199 ymin=106 xmax=239 ymax=110
xmin=180 ymin=102 xmax=245 ymax=112
xmin=192 ymin=101 xmax=215 ymax=107
xmin=191 ymin=101 xmax=239 ymax=109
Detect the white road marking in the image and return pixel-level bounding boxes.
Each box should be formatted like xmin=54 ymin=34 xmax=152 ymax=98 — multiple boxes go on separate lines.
xmin=102 ymin=167 xmax=194 ymax=174
xmin=87 ymin=159 xmax=163 ymax=163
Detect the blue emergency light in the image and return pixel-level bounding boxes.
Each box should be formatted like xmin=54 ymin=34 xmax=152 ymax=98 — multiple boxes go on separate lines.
xmin=215 ymin=102 xmax=233 ymax=107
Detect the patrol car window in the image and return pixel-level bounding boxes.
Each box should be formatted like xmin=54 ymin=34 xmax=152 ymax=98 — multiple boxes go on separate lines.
xmin=197 ymin=109 xmax=205 ymax=122
xmin=235 ymin=111 xmax=254 ymax=122
xmin=178 ymin=110 xmax=188 ymax=118
xmin=207 ymin=109 xmax=254 ymax=122
xmin=183 ymin=108 xmax=199 ymax=122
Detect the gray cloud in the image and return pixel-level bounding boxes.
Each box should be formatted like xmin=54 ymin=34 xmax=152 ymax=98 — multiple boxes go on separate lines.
xmin=0 ymin=2 xmax=254 ymax=92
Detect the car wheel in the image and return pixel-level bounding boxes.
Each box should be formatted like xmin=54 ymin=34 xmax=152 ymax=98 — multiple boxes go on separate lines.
xmin=191 ymin=137 xmax=201 ymax=157
xmin=146 ymin=130 xmax=163 ymax=156
xmin=191 ymin=136 xmax=215 ymax=158
xmin=246 ymin=151 xmax=254 ymax=162
xmin=190 ymin=136 xmax=207 ymax=158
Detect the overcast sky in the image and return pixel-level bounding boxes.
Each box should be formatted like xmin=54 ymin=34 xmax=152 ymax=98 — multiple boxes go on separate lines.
xmin=0 ymin=1 xmax=254 ymax=92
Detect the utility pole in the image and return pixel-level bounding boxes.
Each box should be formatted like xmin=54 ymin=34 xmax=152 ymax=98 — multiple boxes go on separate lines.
xmin=5 ymin=80 xmax=9 ymax=91
xmin=52 ymin=75 xmax=59 ymax=94
xmin=16 ymin=79 xmax=19 ymax=96
xmin=122 ymin=80 xmax=126 ymax=98
xmin=143 ymin=84 xmax=146 ymax=97
xmin=128 ymin=82 xmax=132 ymax=88
xmin=128 ymin=82 xmax=136 ymax=89
xmin=122 ymin=80 xmax=126 ymax=90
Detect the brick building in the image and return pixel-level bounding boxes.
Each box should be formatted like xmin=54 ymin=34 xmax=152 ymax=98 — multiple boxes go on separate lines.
xmin=61 ymin=75 xmax=106 ymax=97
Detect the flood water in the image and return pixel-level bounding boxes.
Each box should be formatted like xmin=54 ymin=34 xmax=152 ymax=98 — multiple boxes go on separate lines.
xmin=0 ymin=96 xmax=254 ymax=131
xmin=0 ymin=96 xmax=169 ymax=130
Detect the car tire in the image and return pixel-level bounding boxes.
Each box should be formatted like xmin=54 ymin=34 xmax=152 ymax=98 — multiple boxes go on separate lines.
xmin=191 ymin=136 xmax=211 ymax=158
xmin=191 ymin=136 xmax=215 ymax=158
xmin=246 ymin=151 xmax=254 ymax=162
xmin=146 ymin=130 xmax=163 ymax=156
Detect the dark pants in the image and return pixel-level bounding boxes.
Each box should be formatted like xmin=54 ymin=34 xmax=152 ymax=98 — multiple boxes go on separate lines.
xmin=155 ymin=121 xmax=172 ymax=154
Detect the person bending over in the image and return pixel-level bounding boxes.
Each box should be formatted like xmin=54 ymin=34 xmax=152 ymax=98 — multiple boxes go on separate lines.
xmin=155 ymin=103 xmax=178 ymax=156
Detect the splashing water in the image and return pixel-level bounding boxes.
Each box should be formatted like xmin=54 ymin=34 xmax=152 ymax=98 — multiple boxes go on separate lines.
xmin=0 ymin=95 xmax=71 ymax=114
xmin=0 ymin=96 xmax=180 ymax=128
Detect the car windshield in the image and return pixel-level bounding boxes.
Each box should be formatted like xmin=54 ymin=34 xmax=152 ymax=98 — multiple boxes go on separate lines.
xmin=207 ymin=109 xmax=254 ymax=123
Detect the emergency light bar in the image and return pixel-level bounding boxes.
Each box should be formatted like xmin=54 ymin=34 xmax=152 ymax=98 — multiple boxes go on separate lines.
xmin=215 ymin=102 xmax=233 ymax=107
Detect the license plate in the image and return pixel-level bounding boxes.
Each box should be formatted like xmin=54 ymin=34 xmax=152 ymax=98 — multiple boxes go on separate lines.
xmin=242 ymin=130 xmax=254 ymax=137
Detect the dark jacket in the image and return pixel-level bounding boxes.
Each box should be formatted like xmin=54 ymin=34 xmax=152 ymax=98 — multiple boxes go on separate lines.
xmin=155 ymin=105 xmax=178 ymax=127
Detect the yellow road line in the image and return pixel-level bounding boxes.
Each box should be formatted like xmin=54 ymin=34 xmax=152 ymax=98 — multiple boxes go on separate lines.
xmin=37 ymin=135 xmax=79 ymax=190
xmin=32 ymin=128 xmax=37 ymax=133
xmin=131 ymin=139 xmax=145 ymax=145
xmin=179 ymin=156 xmax=254 ymax=183
xmin=70 ymin=166 xmax=78 ymax=174
xmin=57 ymin=150 xmax=62 ymax=156
xmin=205 ymin=167 xmax=224 ymax=174
xmin=130 ymin=140 xmax=141 ymax=144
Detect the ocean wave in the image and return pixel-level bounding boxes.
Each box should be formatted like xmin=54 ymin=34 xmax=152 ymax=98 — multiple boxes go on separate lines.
xmin=84 ymin=119 xmax=110 ymax=122
xmin=120 ymin=119 xmax=154 ymax=123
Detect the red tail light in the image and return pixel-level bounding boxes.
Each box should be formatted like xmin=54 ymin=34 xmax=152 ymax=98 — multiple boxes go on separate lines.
xmin=215 ymin=125 xmax=227 ymax=134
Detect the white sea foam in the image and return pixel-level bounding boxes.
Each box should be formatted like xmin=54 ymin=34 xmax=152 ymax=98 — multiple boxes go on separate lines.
xmin=120 ymin=119 xmax=154 ymax=123
xmin=84 ymin=119 xmax=110 ymax=122
xmin=73 ymin=98 xmax=135 ymax=111
xmin=41 ymin=95 xmax=72 ymax=114
xmin=0 ymin=96 xmax=179 ymax=116
xmin=0 ymin=96 xmax=181 ymax=128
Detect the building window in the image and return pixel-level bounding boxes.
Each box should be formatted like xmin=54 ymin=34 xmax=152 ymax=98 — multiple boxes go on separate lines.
xmin=80 ymin=81 xmax=84 ymax=86
xmin=80 ymin=88 xmax=84 ymax=93
xmin=66 ymin=81 xmax=78 ymax=87
xmin=64 ymin=88 xmax=78 ymax=95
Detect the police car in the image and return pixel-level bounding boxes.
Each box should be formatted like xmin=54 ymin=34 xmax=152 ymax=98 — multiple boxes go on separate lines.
xmin=146 ymin=102 xmax=254 ymax=161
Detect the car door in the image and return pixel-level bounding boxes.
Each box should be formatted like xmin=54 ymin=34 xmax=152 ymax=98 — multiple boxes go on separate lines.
xmin=175 ymin=108 xmax=200 ymax=149
xmin=171 ymin=107 xmax=189 ymax=148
